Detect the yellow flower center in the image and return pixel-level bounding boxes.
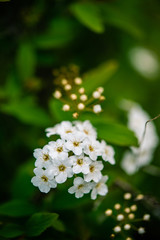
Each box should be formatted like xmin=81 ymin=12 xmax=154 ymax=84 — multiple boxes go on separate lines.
xmin=57 ymin=147 xmax=63 ymax=152
xmin=77 ymin=158 xmax=83 ymax=165
xmin=89 ymin=145 xmax=94 ymax=152
xmin=59 ymin=165 xmax=66 ymax=172
xmin=90 ymin=165 xmax=95 ymax=172
xmin=78 ymin=184 xmax=83 ymax=189
xmin=41 ymin=175 xmax=48 ymax=182
xmin=43 ymin=154 xmax=49 ymax=161
xmin=73 ymin=141 xmax=79 ymax=147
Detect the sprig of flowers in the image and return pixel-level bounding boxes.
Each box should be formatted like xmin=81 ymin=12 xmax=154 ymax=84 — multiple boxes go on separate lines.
xmin=52 ymin=66 xmax=105 ymax=118
xmin=105 ymin=192 xmax=150 ymax=239
xmin=31 ymin=120 xmax=115 ymax=199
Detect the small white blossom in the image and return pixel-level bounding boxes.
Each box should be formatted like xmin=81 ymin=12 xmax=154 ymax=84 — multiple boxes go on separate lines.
xmin=68 ymin=177 xmax=92 ymax=198
xmin=48 ymin=139 xmax=68 ymax=160
xmin=57 ymin=121 xmax=76 ymax=139
xmin=31 ymin=168 xmax=57 ymax=193
xmin=69 ymin=154 xmax=91 ymax=174
xmin=84 ymin=138 xmax=101 ymax=161
xmin=33 ymin=145 xmax=52 ymax=168
xmin=84 ymin=161 xmax=103 ymax=183
xmin=48 ymin=159 xmax=73 ymax=184
xmin=91 ymin=175 xmax=108 ymax=199
xmin=93 ymin=104 xmax=102 ymax=113
xmin=65 ymin=133 xmax=85 ymax=155
xmin=75 ymin=120 xmax=97 ymax=139
xmin=101 ymin=140 xmax=115 ymax=164
xmin=45 ymin=123 xmax=60 ymax=137
xmin=121 ymin=101 xmax=159 ymax=174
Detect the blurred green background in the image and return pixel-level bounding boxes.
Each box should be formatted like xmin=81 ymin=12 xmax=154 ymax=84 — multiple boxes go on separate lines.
xmin=0 ymin=0 xmax=160 ymax=239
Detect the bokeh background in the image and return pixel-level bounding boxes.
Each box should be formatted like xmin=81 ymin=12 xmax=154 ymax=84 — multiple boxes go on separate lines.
xmin=0 ymin=0 xmax=160 ymax=239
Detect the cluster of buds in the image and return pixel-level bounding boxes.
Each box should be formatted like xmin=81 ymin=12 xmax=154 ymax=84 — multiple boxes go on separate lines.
xmin=105 ymin=193 xmax=150 ymax=239
xmin=52 ymin=66 xmax=105 ymax=118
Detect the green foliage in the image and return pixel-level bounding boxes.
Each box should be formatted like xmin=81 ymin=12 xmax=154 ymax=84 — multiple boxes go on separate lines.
xmin=94 ymin=120 xmax=138 ymax=147
xmin=0 ymin=200 xmax=37 ymax=217
xmin=1 ymin=0 xmax=160 ymax=239
xmin=83 ymin=60 xmax=118 ymax=94
xmin=1 ymin=97 xmax=51 ymax=126
xmin=70 ymin=2 xmax=105 ymax=33
xmin=0 ymin=224 xmax=24 ymax=238
xmin=34 ymin=18 xmax=77 ymax=49
xmin=16 ymin=42 xmax=36 ymax=81
xmin=26 ymin=212 xmax=58 ymax=236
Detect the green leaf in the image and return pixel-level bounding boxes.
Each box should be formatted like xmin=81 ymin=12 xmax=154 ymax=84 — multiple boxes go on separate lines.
xmin=0 ymin=224 xmax=24 ymax=238
xmin=34 ymin=18 xmax=76 ymax=49
xmin=0 ymin=200 xmax=37 ymax=217
xmin=100 ymin=4 xmax=144 ymax=38
xmin=93 ymin=120 xmax=138 ymax=147
xmin=52 ymin=219 xmax=65 ymax=232
xmin=26 ymin=212 xmax=58 ymax=236
xmin=16 ymin=42 xmax=36 ymax=81
xmin=52 ymin=190 xmax=91 ymax=210
xmin=11 ymin=160 xmax=35 ymax=200
xmin=70 ymin=2 xmax=105 ymax=33
xmin=49 ymin=99 xmax=72 ymax=122
xmin=0 ymin=97 xmax=51 ymax=126
xmin=83 ymin=60 xmax=118 ymax=94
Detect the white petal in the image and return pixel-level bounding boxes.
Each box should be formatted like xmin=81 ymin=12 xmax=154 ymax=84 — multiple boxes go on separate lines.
xmin=55 ymin=172 xmax=67 ymax=183
xmin=74 ymin=177 xmax=84 ymax=186
xmin=68 ymin=186 xmax=76 ymax=194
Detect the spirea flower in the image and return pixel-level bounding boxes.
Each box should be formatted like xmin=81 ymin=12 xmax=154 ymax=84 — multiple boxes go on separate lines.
xmin=31 ymin=120 xmax=116 ymax=199
xmin=121 ymin=101 xmax=159 ymax=174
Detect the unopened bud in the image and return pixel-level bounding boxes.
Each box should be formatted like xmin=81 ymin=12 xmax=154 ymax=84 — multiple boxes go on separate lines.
xmin=74 ymin=77 xmax=82 ymax=85
xmin=53 ymin=90 xmax=62 ymax=99
xmin=62 ymin=104 xmax=70 ymax=111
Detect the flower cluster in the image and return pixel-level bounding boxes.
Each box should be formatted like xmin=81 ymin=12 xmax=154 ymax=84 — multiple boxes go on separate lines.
xmin=120 ymin=101 xmax=159 ymax=174
xmin=105 ymin=192 xmax=150 ymax=239
xmin=52 ymin=66 xmax=105 ymax=118
xmin=31 ymin=120 xmax=115 ymax=199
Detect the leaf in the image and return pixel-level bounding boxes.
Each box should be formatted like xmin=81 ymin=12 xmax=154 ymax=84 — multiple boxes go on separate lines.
xmin=52 ymin=190 xmax=91 ymax=210
xmin=0 ymin=200 xmax=37 ymax=217
xmin=100 ymin=4 xmax=144 ymax=38
xmin=0 ymin=224 xmax=24 ymax=238
xmin=16 ymin=42 xmax=36 ymax=81
xmin=93 ymin=120 xmax=138 ymax=147
xmin=49 ymin=99 xmax=72 ymax=122
xmin=83 ymin=60 xmax=118 ymax=94
xmin=0 ymin=97 xmax=51 ymax=126
xmin=26 ymin=212 xmax=58 ymax=236
xmin=52 ymin=219 xmax=65 ymax=232
xmin=11 ymin=160 xmax=35 ymax=200
xmin=70 ymin=2 xmax=105 ymax=33
xmin=34 ymin=18 xmax=76 ymax=49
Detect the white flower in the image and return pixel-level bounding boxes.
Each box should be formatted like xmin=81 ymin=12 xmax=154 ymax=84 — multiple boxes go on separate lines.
xmin=69 ymin=154 xmax=91 ymax=174
xmin=101 ymin=140 xmax=115 ymax=164
xmin=65 ymin=133 xmax=85 ymax=155
xmin=31 ymin=168 xmax=57 ymax=193
xmin=84 ymin=161 xmax=103 ymax=183
xmin=57 ymin=121 xmax=76 ymax=139
xmin=93 ymin=104 xmax=102 ymax=113
xmin=121 ymin=101 xmax=159 ymax=174
xmin=33 ymin=145 xmax=52 ymax=168
xmin=48 ymin=159 xmax=73 ymax=184
xmin=48 ymin=139 xmax=68 ymax=160
xmin=68 ymin=177 xmax=92 ymax=198
xmin=75 ymin=120 xmax=97 ymax=139
xmin=91 ymin=175 xmax=108 ymax=199
xmin=83 ymin=138 xmax=101 ymax=161
xmin=45 ymin=123 xmax=60 ymax=137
